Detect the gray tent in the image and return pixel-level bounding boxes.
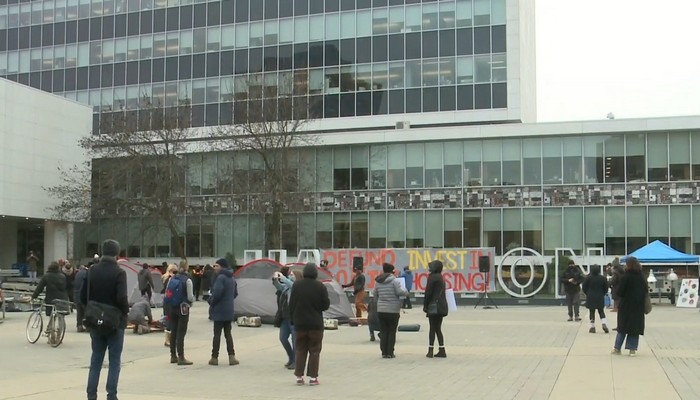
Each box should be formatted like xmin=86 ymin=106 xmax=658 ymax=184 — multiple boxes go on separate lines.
xmin=234 ymin=259 xmax=354 ymax=324
xmin=118 ymin=259 xmax=164 ymax=306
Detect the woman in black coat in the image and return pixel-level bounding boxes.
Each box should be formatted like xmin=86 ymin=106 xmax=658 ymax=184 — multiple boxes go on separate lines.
xmin=582 ymin=265 xmax=609 ymax=333
xmin=612 ymin=257 xmax=647 ymax=356
xmin=423 ymin=260 xmax=448 ymax=358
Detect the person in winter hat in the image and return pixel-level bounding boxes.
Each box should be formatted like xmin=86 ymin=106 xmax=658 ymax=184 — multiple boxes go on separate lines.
xmin=561 ymin=260 xmax=584 ymax=321
xmin=424 ymin=260 xmax=448 ymax=358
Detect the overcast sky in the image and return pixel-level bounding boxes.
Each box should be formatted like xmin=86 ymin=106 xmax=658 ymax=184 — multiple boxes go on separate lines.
xmin=535 ymin=0 xmax=700 ymax=122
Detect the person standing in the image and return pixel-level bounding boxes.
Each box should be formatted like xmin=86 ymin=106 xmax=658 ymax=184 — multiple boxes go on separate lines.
xmin=201 ymin=264 xmax=214 ymax=301
xmin=272 ymin=266 xmax=296 ymax=369
xmin=80 ymin=239 xmax=129 ymax=400
xmin=207 ymin=258 xmax=240 ymax=366
xmin=582 ymin=265 xmax=609 ymax=333
xmin=289 ymin=263 xmax=330 ymax=386
xmin=74 ymin=264 xmax=88 ymax=332
xmin=609 ymin=263 xmax=625 ymax=312
xmin=342 ymin=267 xmax=367 ymax=318
xmin=192 ymin=265 xmax=204 ymax=301
xmin=31 ymin=261 xmax=70 ymax=327
xmin=61 ymin=260 xmax=76 ymax=303
xmin=165 ymin=261 xmax=195 ymax=365
xmin=561 ymin=260 xmax=584 ymax=321
xmin=399 ymin=267 xmax=414 ymax=309
xmin=612 ymin=257 xmax=647 ymax=356
xmin=161 ymin=263 xmax=178 ymax=347
xmin=26 ymin=251 xmax=39 ymax=285
xmin=424 ymin=260 xmax=448 ymax=358
xmin=373 ymin=263 xmax=409 ymax=359
xmin=137 ymin=263 xmax=155 ymax=302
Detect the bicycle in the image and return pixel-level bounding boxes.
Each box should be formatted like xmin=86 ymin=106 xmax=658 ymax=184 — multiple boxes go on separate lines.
xmin=26 ymin=299 xmax=72 ymax=347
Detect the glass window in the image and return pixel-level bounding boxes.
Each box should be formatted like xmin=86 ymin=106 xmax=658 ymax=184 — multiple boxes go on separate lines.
xmin=222 ymin=26 xmax=235 ymax=50
xmin=474 ymin=0 xmax=490 ymax=25
xmin=482 ymin=140 xmax=500 ymax=186
xmin=279 ymin=18 xmax=293 ymax=44
xmin=325 ymin=13 xmax=339 ymax=40
xmin=425 ymin=143 xmax=443 ymax=187
xmin=333 ymin=147 xmax=350 ymax=190
xmin=333 ymin=213 xmax=350 ymax=248
xmin=340 ymin=11 xmax=355 ymax=39
xmin=669 ymin=132 xmax=691 ymax=181
xmin=482 ymin=209 xmax=501 ymax=254
xmin=443 ymin=142 xmax=462 ymax=187
xmin=492 ymin=0 xmax=506 ymax=25
xmin=315 ymin=214 xmax=332 ymax=249
xmin=648 ymin=206 xmax=669 ymax=242
xmin=387 ymin=144 xmax=405 ymax=189
xmin=457 ymin=56 xmax=474 ymax=84
xmin=502 ymin=139 xmax=520 ymax=185
xmin=502 ymin=208 xmax=521 ymax=252
xmin=443 ymin=210 xmax=462 ymax=247
xmin=422 ymin=59 xmax=439 ymax=87
xmin=356 ymin=10 xmax=372 ymax=36
xmin=298 ymin=214 xmax=315 ymax=250
xmin=406 ymin=211 xmax=424 ymax=247
xmin=605 ymin=207 xmax=625 ymax=255
xmin=584 ymin=207 xmax=604 ymax=249
xmin=369 ymin=212 xmax=387 ymax=248
xmin=405 ymin=4 xmax=420 ymax=32
xmin=425 ymin=211 xmax=443 ymax=247
xmin=309 ymin=15 xmax=324 ymax=41
xmin=439 ymin=1 xmax=455 ymax=29
xmin=235 ymin=24 xmax=249 ymax=48
xmin=294 ymin=16 xmax=309 ymax=42
xmin=406 ymin=143 xmax=424 ymax=188
xmin=583 ymin=136 xmax=604 ymax=183
xmin=463 ymin=210 xmax=480 ymax=247
xmin=388 ymin=6 xmax=404 ymax=33
xmin=563 ymin=208 xmax=583 ymax=253
xmin=603 ymin=136 xmax=624 ymax=183
xmin=387 ymin=211 xmax=405 ymax=248
xmin=522 ymin=208 xmax=542 ymax=253
xmin=422 ymin=3 xmax=438 ymax=30
xmin=542 ymin=138 xmax=562 ymax=184
xmin=626 ymin=133 xmax=645 ymax=182
xmin=522 ymin=139 xmax=541 ymax=185
xmin=370 ymin=145 xmax=387 ymax=189
xmin=351 ymin=146 xmax=369 ymax=190
xmin=351 ymin=212 xmax=368 ymax=248
xmin=405 ymin=60 xmax=421 ymax=87
xmin=250 ymin=21 xmax=263 ymax=46
xmin=316 ymin=148 xmax=332 ymax=192
xmin=543 ymin=208 xmax=562 ymax=256
xmin=626 ymin=207 xmax=647 ymax=254
xmin=474 ymin=54 xmax=490 ymax=83
xmin=563 ymin=137 xmax=582 ymax=184
xmin=464 ymin=140 xmax=481 ymax=186
xmin=492 ymin=53 xmax=506 ymax=82
xmin=456 ymin=0 xmax=473 ymax=27
xmin=669 ymin=206 xmax=691 ymax=253
xmin=647 ymin=133 xmax=668 ymax=181
xmin=264 ymin=20 xmax=278 ymax=45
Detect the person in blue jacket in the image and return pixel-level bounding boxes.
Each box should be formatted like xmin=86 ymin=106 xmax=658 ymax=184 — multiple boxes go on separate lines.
xmin=272 ymin=266 xmax=297 ymax=369
xmin=207 ymin=258 xmax=239 ymax=366
xmin=399 ymin=267 xmax=414 ymax=309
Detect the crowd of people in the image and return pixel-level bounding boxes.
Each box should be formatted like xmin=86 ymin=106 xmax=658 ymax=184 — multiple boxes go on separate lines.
xmin=25 ymin=240 xmax=652 ymax=399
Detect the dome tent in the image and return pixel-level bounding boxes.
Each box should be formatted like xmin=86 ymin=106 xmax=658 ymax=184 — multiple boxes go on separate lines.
xmin=234 ymin=259 xmax=354 ymax=324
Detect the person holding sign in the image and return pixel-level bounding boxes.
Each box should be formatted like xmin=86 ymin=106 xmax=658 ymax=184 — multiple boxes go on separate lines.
xmin=424 ymin=260 xmax=448 ymax=358
xmin=373 ymin=263 xmax=408 ymax=359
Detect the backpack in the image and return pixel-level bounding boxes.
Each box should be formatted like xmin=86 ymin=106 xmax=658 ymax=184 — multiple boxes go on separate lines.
xmin=164 ymin=275 xmax=187 ymax=307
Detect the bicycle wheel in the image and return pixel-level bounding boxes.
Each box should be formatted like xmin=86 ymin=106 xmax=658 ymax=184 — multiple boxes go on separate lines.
xmin=50 ymin=314 xmax=66 ymax=348
xmin=26 ymin=311 xmax=43 ymax=344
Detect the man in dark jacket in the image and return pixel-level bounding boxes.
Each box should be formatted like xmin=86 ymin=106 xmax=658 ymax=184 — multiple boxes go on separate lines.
xmin=207 ymin=258 xmax=239 ymax=366
xmin=289 ymin=263 xmax=330 ymax=386
xmin=201 ymin=264 xmax=214 ymax=300
xmin=32 ymin=261 xmax=69 ymax=316
xmin=137 ymin=263 xmax=155 ymax=302
xmin=80 ymin=239 xmax=129 ymax=400
xmin=399 ymin=267 xmax=414 ymax=309
xmin=73 ymin=265 xmax=88 ymax=332
xmin=561 ymin=260 xmax=584 ymax=321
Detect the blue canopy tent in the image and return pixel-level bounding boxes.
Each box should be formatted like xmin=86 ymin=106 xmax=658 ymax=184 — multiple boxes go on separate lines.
xmin=621 ymin=240 xmax=699 ymax=264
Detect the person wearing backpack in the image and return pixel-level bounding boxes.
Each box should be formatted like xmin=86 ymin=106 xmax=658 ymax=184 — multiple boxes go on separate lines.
xmin=164 ymin=261 xmax=195 ymax=365
xmin=207 ymin=258 xmax=239 ymax=366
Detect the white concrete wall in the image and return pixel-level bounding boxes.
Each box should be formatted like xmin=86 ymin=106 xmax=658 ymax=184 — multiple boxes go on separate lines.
xmin=44 ymin=221 xmax=71 ymax=265
xmin=0 ymin=78 xmax=92 ymax=220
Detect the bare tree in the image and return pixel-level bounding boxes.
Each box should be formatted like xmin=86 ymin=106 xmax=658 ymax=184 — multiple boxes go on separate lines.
xmin=44 ymin=161 xmax=93 ymax=222
xmin=80 ymin=98 xmax=192 ymax=257
xmin=213 ymin=74 xmax=320 ymax=252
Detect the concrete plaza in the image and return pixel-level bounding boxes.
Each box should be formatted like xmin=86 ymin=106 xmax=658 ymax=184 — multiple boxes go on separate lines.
xmin=1 ymin=303 xmax=699 ymax=400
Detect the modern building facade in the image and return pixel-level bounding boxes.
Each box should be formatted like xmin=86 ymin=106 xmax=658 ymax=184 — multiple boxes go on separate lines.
xmin=2 ymin=1 xmax=699 ymax=268
xmin=0 ymin=78 xmax=92 ymax=268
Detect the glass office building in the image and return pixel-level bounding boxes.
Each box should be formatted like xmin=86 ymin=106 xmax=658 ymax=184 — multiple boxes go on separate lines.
xmin=0 ymin=0 xmax=533 ymax=133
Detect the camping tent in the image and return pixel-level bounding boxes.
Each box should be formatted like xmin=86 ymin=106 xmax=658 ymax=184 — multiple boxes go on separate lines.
xmin=118 ymin=259 xmax=164 ymax=306
xmin=621 ymin=241 xmax=700 ymax=264
xmin=234 ymin=259 xmax=354 ymax=324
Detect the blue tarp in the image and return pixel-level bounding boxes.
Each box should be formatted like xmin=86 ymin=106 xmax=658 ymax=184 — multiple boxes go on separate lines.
xmin=622 ymin=240 xmax=699 ymax=264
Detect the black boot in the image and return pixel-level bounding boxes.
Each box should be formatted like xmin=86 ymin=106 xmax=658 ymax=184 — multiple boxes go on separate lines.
xmin=426 ymin=346 xmax=434 ymax=358
xmin=435 ymin=347 xmax=446 ymax=358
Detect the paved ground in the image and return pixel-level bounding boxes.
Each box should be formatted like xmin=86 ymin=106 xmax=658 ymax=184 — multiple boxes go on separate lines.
xmin=1 ymin=302 xmax=699 ymax=400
